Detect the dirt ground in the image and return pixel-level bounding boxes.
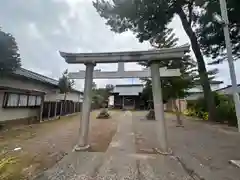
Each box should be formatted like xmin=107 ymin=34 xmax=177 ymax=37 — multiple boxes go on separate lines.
xmin=0 ymin=110 xmax=118 ymax=180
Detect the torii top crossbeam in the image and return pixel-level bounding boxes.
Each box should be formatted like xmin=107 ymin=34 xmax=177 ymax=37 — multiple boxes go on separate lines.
xmin=60 ymin=44 xmax=189 ymax=64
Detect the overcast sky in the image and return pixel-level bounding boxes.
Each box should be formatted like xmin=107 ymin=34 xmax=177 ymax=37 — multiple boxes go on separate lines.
xmin=0 ymin=0 xmax=239 ymax=90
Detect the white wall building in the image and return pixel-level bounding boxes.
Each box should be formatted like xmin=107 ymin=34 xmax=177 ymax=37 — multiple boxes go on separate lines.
xmin=216 ymin=84 xmax=240 ymax=95
xmin=186 ymin=82 xmax=222 ymax=101
xmin=0 ymin=68 xmax=83 ymax=126
xmin=109 ymin=84 xmax=144 ymax=109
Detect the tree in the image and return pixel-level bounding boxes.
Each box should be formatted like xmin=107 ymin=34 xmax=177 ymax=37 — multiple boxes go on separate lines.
xmin=142 ymin=55 xmax=196 ymax=125
xmin=197 ymin=0 xmax=240 ymax=64
xmin=92 ymin=84 xmax=114 ymax=108
xmin=93 ymin=0 xmax=217 ymax=121
xmin=0 ymin=29 xmax=21 ymax=74
xmin=140 ymin=28 xmax=196 ymax=125
xmin=105 ymin=84 xmax=114 ymax=92
xmin=58 ymin=69 xmax=74 ymax=116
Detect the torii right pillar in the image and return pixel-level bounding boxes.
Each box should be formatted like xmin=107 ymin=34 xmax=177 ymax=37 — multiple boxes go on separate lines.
xmin=150 ymin=61 xmax=169 ymax=153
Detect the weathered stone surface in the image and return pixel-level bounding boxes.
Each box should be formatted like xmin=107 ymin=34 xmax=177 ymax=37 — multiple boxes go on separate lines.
xmin=133 ymin=111 xmax=240 ymax=180
xmin=35 ymin=152 xmax=104 ymax=180
xmin=96 ymin=111 xmax=138 ymax=180
xmin=146 ymin=109 xmax=155 ymax=120
xmin=97 ymin=109 xmax=110 ymax=119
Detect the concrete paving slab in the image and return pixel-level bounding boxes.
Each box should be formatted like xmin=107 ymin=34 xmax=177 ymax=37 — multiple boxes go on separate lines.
xmin=96 ymin=111 xmax=138 ymax=180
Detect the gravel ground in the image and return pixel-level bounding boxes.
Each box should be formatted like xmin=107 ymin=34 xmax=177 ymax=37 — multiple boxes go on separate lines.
xmin=0 ymin=111 xmax=118 ymax=179
xmin=132 ymin=111 xmax=240 ymax=180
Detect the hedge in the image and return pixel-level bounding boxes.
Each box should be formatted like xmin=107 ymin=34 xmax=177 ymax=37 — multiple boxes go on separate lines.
xmin=185 ymin=92 xmax=237 ymax=126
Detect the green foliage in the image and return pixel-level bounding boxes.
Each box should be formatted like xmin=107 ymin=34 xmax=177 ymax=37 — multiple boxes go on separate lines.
xmin=0 ymin=156 xmax=24 ymax=180
xmin=215 ymin=94 xmax=237 ymax=126
xmin=58 ymin=69 xmax=75 ymax=116
xmin=93 ymin=0 xmax=176 ymax=42
xmin=184 ymin=109 xmax=209 ymax=120
xmin=139 ymin=26 xmax=196 ymax=103
xmin=186 ymin=93 xmax=237 ymax=126
xmin=197 ymin=0 xmax=240 ymax=64
xmin=58 ymin=69 xmax=74 ymax=94
xmin=92 ymin=84 xmax=114 ymax=109
xmin=105 ymin=84 xmax=114 ymax=92
xmin=92 ymin=93 xmax=105 ymax=108
xmin=93 ymin=0 xmax=218 ymax=120
xmin=0 ymin=29 xmax=21 ymax=74
xmin=150 ymin=28 xmax=179 ymax=49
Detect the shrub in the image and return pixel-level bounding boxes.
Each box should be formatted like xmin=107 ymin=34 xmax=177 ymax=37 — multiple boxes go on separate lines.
xmin=183 ymin=109 xmax=197 ymax=117
xmin=215 ymin=95 xmax=237 ymax=126
xmin=186 ymin=93 xmax=237 ymax=126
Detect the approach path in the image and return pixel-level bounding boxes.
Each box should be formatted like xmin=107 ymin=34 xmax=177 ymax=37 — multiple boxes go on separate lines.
xmin=36 ymin=111 xmax=193 ymax=180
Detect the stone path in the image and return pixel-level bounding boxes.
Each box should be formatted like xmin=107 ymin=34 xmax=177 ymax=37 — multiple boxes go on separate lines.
xmin=35 ymin=111 xmax=192 ymax=180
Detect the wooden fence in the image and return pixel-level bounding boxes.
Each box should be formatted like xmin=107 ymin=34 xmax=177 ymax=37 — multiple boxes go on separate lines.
xmin=42 ymin=100 xmax=82 ymax=120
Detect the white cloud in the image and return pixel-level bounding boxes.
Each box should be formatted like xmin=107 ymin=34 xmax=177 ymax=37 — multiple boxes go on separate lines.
xmin=0 ymin=0 xmax=236 ymax=91
xmin=28 ymin=23 xmax=42 ymax=39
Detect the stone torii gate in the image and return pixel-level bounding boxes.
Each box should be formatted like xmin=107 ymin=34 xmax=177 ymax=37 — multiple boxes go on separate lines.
xmin=60 ymin=45 xmax=189 ymax=153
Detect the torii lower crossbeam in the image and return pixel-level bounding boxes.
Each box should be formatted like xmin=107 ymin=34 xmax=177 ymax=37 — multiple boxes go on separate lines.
xmin=68 ymin=67 xmax=181 ymax=79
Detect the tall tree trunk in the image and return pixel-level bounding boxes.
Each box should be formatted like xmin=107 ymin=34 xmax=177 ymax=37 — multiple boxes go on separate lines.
xmin=64 ymin=93 xmax=67 ymax=115
xmin=176 ymin=7 xmax=216 ymax=121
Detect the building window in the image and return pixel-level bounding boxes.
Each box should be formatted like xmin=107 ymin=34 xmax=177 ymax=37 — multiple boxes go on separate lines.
xmin=7 ymin=93 xmax=19 ymax=107
xmin=19 ymin=94 xmax=28 ymax=107
xmin=28 ymin=95 xmax=36 ymax=106
xmin=36 ymin=96 xmax=41 ymax=106
xmin=3 ymin=92 xmax=42 ymax=108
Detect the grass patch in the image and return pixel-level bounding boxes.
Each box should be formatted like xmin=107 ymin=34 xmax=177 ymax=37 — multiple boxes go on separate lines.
xmin=0 ymin=153 xmax=25 ymax=180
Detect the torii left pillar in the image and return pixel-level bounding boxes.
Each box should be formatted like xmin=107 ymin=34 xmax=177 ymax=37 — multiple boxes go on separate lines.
xmin=75 ymin=63 xmax=95 ymax=151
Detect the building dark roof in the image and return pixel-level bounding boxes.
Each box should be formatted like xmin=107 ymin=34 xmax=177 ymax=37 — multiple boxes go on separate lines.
xmin=0 ymin=86 xmax=45 ymax=94
xmin=216 ymin=84 xmax=240 ymax=91
xmin=15 ymin=68 xmax=59 ymax=86
xmin=194 ymin=80 xmax=223 ymax=86
xmin=115 ymin=84 xmax=144 ymax=87
xmin=13 ymin=68 xmax=82 ymax=94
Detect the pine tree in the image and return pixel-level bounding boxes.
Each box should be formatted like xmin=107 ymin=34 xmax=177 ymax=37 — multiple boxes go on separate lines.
xmin=197 ymin=0 xmax=240 ymax=64
xmin=93 ymin=0 xmax=217 ymax=121
xmin=0 ymin=29 xmax=21 ymax=74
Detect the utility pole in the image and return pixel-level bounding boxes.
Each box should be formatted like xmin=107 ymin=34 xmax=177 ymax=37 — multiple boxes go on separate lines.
xmin=219 ymin=0 xmax=240 ymax=132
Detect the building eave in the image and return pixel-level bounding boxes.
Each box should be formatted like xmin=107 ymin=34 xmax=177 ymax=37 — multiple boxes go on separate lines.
xmin=0 ymin=86 xmax=46 ymax=95
xmin=115 ymin=84 xmax=143 ymax=87
xmin=216 ymin=84 xmax=240 ymax=92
